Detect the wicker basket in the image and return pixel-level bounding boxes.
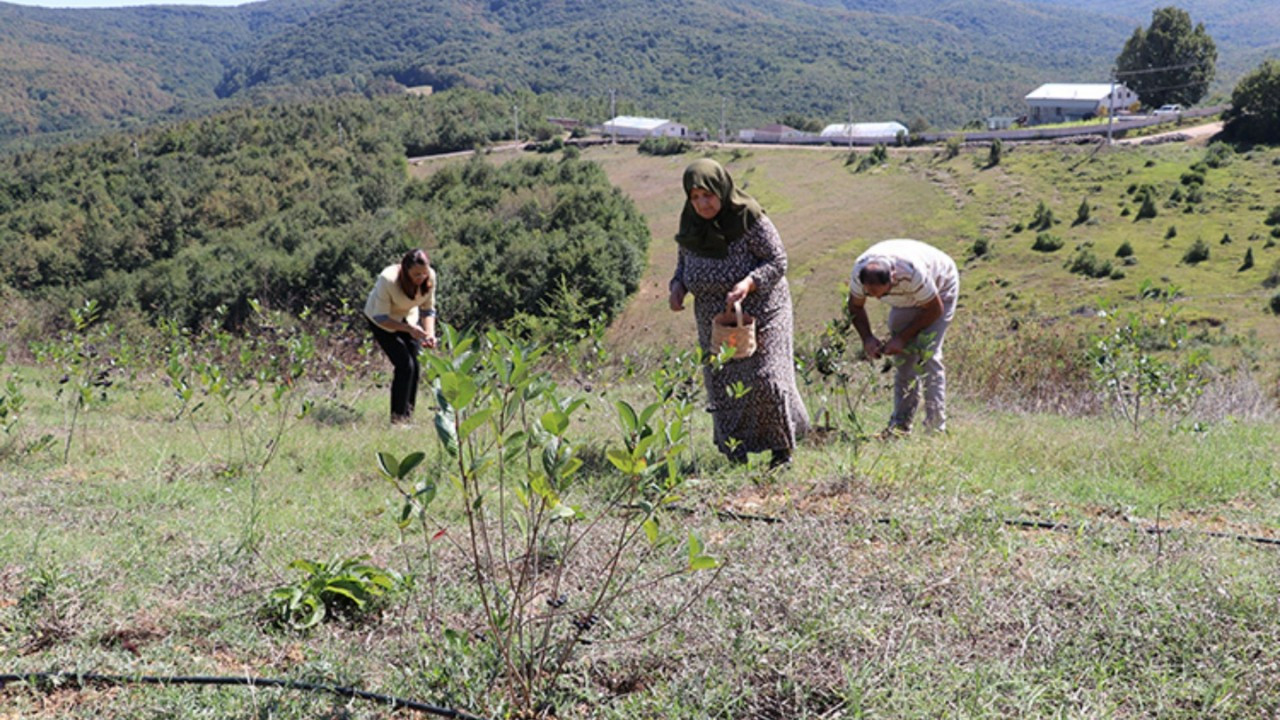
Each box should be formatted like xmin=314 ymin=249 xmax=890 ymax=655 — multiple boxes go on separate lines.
xmin=710 ymin=301 xmax=757 ymax=360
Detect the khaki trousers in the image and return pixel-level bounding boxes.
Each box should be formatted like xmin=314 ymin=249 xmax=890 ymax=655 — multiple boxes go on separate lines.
xmin=887 ymin=297 xmax=956 ymax=431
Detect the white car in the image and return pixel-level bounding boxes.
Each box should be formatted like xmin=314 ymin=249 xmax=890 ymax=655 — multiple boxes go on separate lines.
xmin=1153 ymin=104 xmax=1184 ymax=116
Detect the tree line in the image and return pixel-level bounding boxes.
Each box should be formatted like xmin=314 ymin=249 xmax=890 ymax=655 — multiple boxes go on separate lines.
xmin=0 ymin=89 xmax=647 ymax=336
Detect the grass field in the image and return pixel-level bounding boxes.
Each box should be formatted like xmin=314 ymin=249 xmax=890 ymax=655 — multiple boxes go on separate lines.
xmin=4 ymin=136 xmax=1280 ymax=718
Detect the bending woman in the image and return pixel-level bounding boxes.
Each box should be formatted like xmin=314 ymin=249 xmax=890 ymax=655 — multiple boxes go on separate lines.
xmin=668 ymin=158 xmax=809 ymax=466
xmin=364 ymin=249 xmax=438 ymax=424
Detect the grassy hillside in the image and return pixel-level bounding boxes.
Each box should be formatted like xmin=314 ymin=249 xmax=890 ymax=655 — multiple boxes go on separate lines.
xmin=483 ymin=138 xmax=1279 ymax=356
xmin=2 ymin=224 xmax=1279 ymax=718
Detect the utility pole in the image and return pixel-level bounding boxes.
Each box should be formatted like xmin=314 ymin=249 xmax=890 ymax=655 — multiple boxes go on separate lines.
xmin=847 ymin=96 xmax=854 ymax=149
xmin=609 ymin=88 xmax=617 ymax=145
xmin=719 ymin=96 xmax=726 ymax=144
xmin=1106 ymin=75 xmax=1116 ymax=145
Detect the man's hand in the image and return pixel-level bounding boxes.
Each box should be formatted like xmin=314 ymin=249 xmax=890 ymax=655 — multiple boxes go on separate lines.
xmin=669 ymin=281 xmax=687 ymax=311
xmin=882 ymin=335 xmax=907 ymax=356
xmin=862 ymin=336 xmax=884 ymax=360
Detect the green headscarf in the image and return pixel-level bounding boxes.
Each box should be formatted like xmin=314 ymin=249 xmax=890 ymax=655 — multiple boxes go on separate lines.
xmin=674 ymin=158 xmax=764 ymax=258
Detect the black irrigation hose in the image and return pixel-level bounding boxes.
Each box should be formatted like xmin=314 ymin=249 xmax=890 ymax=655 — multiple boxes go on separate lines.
xmin=688 ymin=505 xmax=1280 ymax=547
xmin=0 ymin=672 xmax=492 ymax=720
xmin=1002 ymin=517 xmax=1280 ymax=547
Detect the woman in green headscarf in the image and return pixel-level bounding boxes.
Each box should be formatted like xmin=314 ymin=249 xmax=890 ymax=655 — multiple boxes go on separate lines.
xmin=669 ymin=158 xmax=809 ymax=467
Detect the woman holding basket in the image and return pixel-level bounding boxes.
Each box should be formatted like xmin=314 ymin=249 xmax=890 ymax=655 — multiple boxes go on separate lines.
xmin=668 ymin=158 xmax=808 ymax=467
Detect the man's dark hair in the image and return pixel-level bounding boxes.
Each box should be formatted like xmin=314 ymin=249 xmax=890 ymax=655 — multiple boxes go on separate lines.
xmin=858 ymin=264 xmax=891 ymax=286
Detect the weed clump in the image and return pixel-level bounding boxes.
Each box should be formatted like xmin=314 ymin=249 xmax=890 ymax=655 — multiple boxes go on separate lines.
xmin=638 ymin=136 xmax=691 ymax=156
xmin=1066 ymin=249 xmax=1114 ymax=278
xmin=1030 ymin=200 xmax=1057 ymax=230
xmin=1032 ymin=232 xmax=1064 ymax=252
xmin=1183 ymin=238 xmax=1211 ymax=265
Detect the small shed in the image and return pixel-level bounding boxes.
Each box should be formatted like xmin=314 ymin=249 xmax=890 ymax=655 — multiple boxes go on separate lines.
xmin=819 ymin=121 xmax=908 ymax=140
xmin=1024 ymin=83 xmax=1139 ymax=125
xmin=602 ymin=116 xmax=688 ymax=139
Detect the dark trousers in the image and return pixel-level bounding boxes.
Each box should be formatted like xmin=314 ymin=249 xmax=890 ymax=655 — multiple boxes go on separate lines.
xmin=368 ymin=320 xmax=422 ymax=420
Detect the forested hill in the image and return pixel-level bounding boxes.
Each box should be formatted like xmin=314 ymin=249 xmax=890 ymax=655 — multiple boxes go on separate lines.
xmin=0 ymin=0 xmax=338 ymax=143
xmin=214 ymin=0 xmax=1125 ymax=130
xmin=1021 ymin=0 xmax=1280 ymax=75
xmin=3 ymin=0 xmax=1277 ymax=150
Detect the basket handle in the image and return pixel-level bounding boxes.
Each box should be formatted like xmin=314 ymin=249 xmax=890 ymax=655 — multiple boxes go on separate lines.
xmin=733 ymin=300 xmax=743 ymax=328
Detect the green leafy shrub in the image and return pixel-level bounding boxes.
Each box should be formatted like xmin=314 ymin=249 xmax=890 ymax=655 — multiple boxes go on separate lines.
xmin=1204 ymin=142 xmax=1234 ymax=168
xmin=986 ymin=138 xmax=1003 ymax=167
xmin=638 ymin=136 xmax=691 ymax=156
xmin=971 ymin=236 xmax=991 ymax=258
xmin=1266 ymin=205 xmax=1280 ymax=226
xmin=1030 ymin=200 xmax=1057 ymax=230
xmin=1166 ymin=225 xmax=1178 ymax=239
xmin=850 ymin=143 xmax=888 ymax=172
xmin=1074 ymin=197 xmax=1091 ymax=225
xmin=1131 ymin=184 xmax=1160 ymax=220
xmin=1271 ymin=293 xmax=1280 ymax=315
xmin=1115 ymin=240 xmax=1134 ymax=257
xmin=265 ymin=556 xmax=404 ymax=630
xmin=1263 ymin=260 xmax=1280 ymax=288
xmin=1182 ymin=238 xmax=1210 ymax=264
xmin=1240 ymin=247 xmax=1254 ymax=271
xmin=1032 ymin=232 xmax=1064 ymax=252
xmin=943 ymin=135 xmax=964 ymax=159
xmin=1088 ymin=293 xmax=1208 ymax=432
xmin=1066 ymin=249 xmax=1113 ymax=278
xmin=407 ymin=154 xmax=649 ymax=331
xmin=1181 ymin=170 xmax=1206 ymax=186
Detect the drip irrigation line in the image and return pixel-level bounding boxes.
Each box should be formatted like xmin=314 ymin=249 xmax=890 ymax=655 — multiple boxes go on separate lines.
xmin=0 ymin=672 xmax=492 ymax=720
xmin=622 ymin=502 xmax=783 ymax=524
xmin=1002 ymin=517 xmax=1280 ymax=547
xmin=652 ymin=503 xmax=1280 ymax=548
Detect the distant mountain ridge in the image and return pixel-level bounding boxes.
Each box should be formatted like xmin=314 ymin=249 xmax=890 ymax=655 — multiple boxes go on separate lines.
xmin=1 ymin=0 xmax=1276 ymax=148
xmin=0 ymin=0 xmax=338 ymax=143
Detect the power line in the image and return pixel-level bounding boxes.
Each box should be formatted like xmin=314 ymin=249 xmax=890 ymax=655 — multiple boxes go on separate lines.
xmin=1115 ymin=60 xmax=1210 ymax=78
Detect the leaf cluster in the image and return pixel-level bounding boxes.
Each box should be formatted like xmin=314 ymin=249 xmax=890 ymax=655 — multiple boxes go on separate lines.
xmin=265 ymin=556 xmax=404 ymax=630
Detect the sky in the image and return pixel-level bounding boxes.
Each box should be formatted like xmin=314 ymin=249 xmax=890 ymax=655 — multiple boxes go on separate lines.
xmin=4 ymin=0 xmax=251 ymax=7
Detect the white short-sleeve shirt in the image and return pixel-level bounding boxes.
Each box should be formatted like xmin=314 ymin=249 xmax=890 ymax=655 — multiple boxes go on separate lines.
xmin=849 ymin=239 xmax=959 ymax=308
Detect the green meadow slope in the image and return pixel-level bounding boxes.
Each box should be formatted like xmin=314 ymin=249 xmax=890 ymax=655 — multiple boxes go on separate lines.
xmin=543 ymin=138 xmax=1280 ymax=354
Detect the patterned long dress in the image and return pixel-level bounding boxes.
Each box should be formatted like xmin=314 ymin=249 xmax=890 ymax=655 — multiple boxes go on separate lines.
xmin=672 ymin=215 xmax=810 ymax=458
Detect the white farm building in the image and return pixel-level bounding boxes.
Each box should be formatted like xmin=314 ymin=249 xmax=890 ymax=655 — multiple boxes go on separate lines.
xmin=602 ymin=116 xmax=688 ymax=139
xmin=1024 ymin=83 xmax=1139 ymax=125
xmin=819 ymin=121 xmax=908 ymax=140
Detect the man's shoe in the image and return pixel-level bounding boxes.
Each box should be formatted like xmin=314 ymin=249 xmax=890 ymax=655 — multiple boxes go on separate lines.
xmin=874 ymin=425 xmax=910 ymax=441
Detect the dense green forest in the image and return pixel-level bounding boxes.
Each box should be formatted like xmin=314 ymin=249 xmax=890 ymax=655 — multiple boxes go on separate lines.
xmin=6 ymin=0 xmax=1277 ymax=150
xmin=213 ymin=0 xmax=1124 ymax=130
xmin=0 ymin=0 xmax=338 ymax=143
xmin=1024 ymin=0 xmax=1280 ymax=70
xmin=0 ymin=89 xmax=646 ymax=333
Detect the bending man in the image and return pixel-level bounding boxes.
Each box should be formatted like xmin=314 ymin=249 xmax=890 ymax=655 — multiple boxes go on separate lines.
xmin=848 ymin=239 xmax=959 ymax=434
